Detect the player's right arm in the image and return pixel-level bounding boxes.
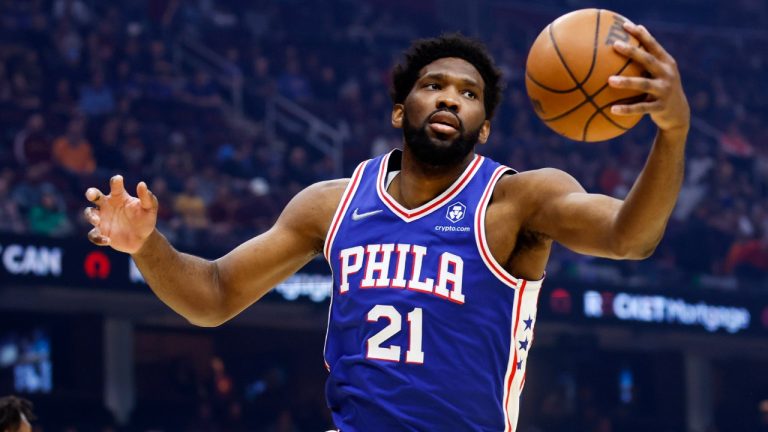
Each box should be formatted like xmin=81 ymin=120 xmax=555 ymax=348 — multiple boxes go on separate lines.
xmin=84 ymin=175 xmax=346 ymax=327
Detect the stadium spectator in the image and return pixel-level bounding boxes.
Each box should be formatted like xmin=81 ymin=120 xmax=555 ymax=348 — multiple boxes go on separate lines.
xmin=207 ymin=182 xmax=240 ymax=245
xmin=720 ymin=121 xmax=754 ymax=159
xmin=9 ymin=71 xmax=41 ymax=111
xmin=0 ymin=173 xmax=25 ymax=234
xmin=0 ymin=0 xmax=767 ymax=429
xmin=725 ymin=234 xmax=768 ymax=279
xmin=759 ymin=399 xmax=768 ymax=432
xmin=53 ymin=0 xmax=91 ymax=27
xmin=180 ymin=70 xmax=222 ymax=109
xmin=52 ymin=115 xmax=97 ymax=176
xmin=174 ymin=177 xmax=210 ymax=247
xmin=0 ymin=62 xmax=12 ymax=103
xmin=78 ymin=70 xmax=116 ymax=116
xmin=0 ymin=0 xmax=765 ymax=294
xmin=27 ymin=184 xmax=73 ymax=236
xmin=0 ymin=395 xmax=36 ymax=432
xmin=277 ymin=57 xmax=313 ymax=103
xmin=114 ymin=60 xmax=141 ymax=101
xmin=13 ymin=113 xmax=50 ymax=170
xmin=49 ymin=78 xmax=78 ymax=121
xmin=53 ymin=18 xmax=84 ymax=68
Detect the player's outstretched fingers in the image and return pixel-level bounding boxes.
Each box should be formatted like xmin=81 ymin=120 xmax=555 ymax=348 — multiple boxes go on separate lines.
xmin=85 ymin=187 xmax=105 ymax=205
xmin=136 ymin=181 xmax=157 ymax=211
xmin=110 ymin=175 xmax=126 ymax=197
xmin=87 ymin=227 xmax=110 ymax=246
xmin=84 ymin=207 xmax=101 ymax=226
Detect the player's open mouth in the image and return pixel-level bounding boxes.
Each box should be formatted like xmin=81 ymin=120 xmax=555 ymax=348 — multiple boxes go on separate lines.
xmin=429 ymin=122 xmax=458 ymax=134
xmin=428 ymin=111 xmax=461 ymax=135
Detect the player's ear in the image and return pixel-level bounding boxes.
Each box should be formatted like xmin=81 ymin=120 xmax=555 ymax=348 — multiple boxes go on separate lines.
xmin=477 ymin=120 xmax=491 ymax=144
xmin=391 ymin=104 xmax=404 ymax=129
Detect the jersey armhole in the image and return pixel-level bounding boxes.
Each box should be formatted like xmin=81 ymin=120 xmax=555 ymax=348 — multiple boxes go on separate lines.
xmin=323 ymin=160 xmax=369 ymax=262
xmin=474 ymin=165 xmax=545 ymax=290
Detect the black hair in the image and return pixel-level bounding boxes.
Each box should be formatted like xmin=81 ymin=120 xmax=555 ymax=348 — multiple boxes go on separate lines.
xmin=0 ymin=396 xmax=35 ymax=431
xmin=391 ymin=33 xmax=504 ymax=120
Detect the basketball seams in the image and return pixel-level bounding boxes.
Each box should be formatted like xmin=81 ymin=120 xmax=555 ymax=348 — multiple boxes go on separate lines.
xmin=526 ymin=9 xmax=599 ymax=94
xmin=539 ymin=57 xmax=637 ymax=123
xmin=543 ymin=9 xmax=644 ymax=141
xmin=526 ymin=70 xmax=579 ymax=94
xmin=525 ymin=35 xmax=581 ymax=95
xmin=547 ymin=15 xmax=596 ymax=100
xmin=547 ymin=12 xmax=614 ymax=136
xmin=581 ymin=8 xmax=601 ymax=86
xmin=582 ymin=94 xmax=646 ymax=140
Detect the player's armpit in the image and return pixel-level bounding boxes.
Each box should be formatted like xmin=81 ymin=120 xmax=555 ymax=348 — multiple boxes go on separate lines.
xmin=212 ymin=179 xmax=348 ymax=323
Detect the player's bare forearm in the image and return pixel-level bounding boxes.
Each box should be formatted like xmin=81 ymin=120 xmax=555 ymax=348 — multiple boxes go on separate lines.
xmin=612 ymin=126 xmax=687 ymax=257
xmin=132 ymin=229 xmax=226 ymax=327
xmin=608 ymin=22 xmax=689 ymax=257
xmin=134 ymin=180 xmax=346 ymax=326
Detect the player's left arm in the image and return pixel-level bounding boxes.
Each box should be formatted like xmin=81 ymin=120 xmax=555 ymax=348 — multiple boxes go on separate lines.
xmin=524 ymin=22 xmax=690 ymax=260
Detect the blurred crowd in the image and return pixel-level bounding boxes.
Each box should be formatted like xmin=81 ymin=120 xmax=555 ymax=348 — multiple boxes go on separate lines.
xmin=0 ymin=4 xmax=766 ymax=287
xmin=1 ymin=0 xmax=766 ymax=292
xmin=0 ymin=0 xmax=767 ymax=431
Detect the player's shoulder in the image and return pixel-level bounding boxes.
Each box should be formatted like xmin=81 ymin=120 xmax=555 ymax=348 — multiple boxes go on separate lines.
xmin=277 ymin=178 xmax=351 ymax=245
xmin=305 ymin=178 xmax=350 ymax=199
xmin=494 ymin=167 xmax=584 ymax=203
xmin=281 ymin=178 xmax=349 ymax=227
xmin=288 ymin=178 xmax=350 ymax=217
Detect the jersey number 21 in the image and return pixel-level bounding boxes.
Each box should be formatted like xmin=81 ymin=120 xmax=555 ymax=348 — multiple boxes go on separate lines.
xmin=366 ymin=305 xmax=424 ymax=364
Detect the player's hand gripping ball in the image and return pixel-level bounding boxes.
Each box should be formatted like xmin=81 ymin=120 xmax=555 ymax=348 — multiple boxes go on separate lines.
xmin=525 ymin=9 xmax=648 ymax=142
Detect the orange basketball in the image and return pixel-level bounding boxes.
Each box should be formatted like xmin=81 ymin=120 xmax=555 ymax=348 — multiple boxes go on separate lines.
xmin=525 ymin=9 xmax=647 ymax=142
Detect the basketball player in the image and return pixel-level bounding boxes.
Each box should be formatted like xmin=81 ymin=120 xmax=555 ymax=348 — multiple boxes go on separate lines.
xmin=84 ymin=22 xmax=688 ymax=431
xmin=0 ymin=396 xmax=35 ymax=432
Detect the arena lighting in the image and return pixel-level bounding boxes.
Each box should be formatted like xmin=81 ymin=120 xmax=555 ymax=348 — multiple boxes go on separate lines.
xmin=583 ymin=290 xmax=751 ymax=334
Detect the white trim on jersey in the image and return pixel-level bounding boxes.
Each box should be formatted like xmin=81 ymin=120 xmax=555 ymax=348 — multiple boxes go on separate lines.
xmin=322 ymin=160 xmax=368 ymax=371
xmin=473 ymin=165 xmax=545 ymax=290
xmin=502 ymin=279 xmax=543 ymax=431
xmin=376 ymin=150 xmax=485 ymax=223
xmin=324 ymin=160 xmax=369 ymax=261
xmin=502 ymin=279 xmax=526 ymax=432
xmin=472 ymin=164 xmax=545 ymax=432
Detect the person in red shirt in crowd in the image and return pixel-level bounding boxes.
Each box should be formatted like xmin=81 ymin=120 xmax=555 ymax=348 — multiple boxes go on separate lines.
xmin=52 ymin=114 xmax=96 ymax=176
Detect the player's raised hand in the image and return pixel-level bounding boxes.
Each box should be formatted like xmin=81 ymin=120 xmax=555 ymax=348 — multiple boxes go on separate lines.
xmin=84 ymin=175 xmax=158 ymax=254
xmin=608 ymin=22 xmax=690 ymax=133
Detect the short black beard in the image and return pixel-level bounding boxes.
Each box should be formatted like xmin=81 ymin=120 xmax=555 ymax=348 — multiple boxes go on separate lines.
xmin=403 ymin=110 xmax=481 ymax=167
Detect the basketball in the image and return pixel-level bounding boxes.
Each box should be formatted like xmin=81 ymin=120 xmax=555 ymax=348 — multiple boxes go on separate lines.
xmin=525 ymin=9 xmax=647 ymax=142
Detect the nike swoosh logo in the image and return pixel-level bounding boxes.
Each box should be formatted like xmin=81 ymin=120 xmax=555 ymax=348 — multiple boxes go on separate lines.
xmin=351 ymin=208 xmax=383 ymax=221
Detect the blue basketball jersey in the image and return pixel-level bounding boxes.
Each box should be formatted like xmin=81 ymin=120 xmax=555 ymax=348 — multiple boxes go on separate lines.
xmin=323 ymin=150 xmax=544 ymax=432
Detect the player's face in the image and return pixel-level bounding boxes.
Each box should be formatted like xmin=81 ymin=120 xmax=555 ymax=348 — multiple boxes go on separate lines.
xmin=393 ymin=57 xmax=491 ymax=166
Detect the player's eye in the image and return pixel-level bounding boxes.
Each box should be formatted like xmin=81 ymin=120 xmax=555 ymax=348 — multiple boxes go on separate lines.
xmin=463 ymin=90 xmax=477 ymax=99
xmin=424 ymin=83 xmax=441 ymax=90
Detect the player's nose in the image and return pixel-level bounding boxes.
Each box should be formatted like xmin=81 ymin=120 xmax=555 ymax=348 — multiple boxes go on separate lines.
xmin=436 ymin=93 xmax=460 ymax=113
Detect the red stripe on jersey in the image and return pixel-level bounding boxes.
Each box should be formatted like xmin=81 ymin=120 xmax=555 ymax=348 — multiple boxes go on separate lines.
xmin=520 ymin=282 xmax=544 ymax=392
xmin=377 ymin=152 xmax=484 ymax=222
xmin=324 ymin=161 xmax=367 ymax=261
xmin=505 ymin=279 xmax=527 ymax=431
xmin=322 ymin=160 xmax=367 ymax=372
xmin=475 ymin=166 xmax=519 ymax=287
